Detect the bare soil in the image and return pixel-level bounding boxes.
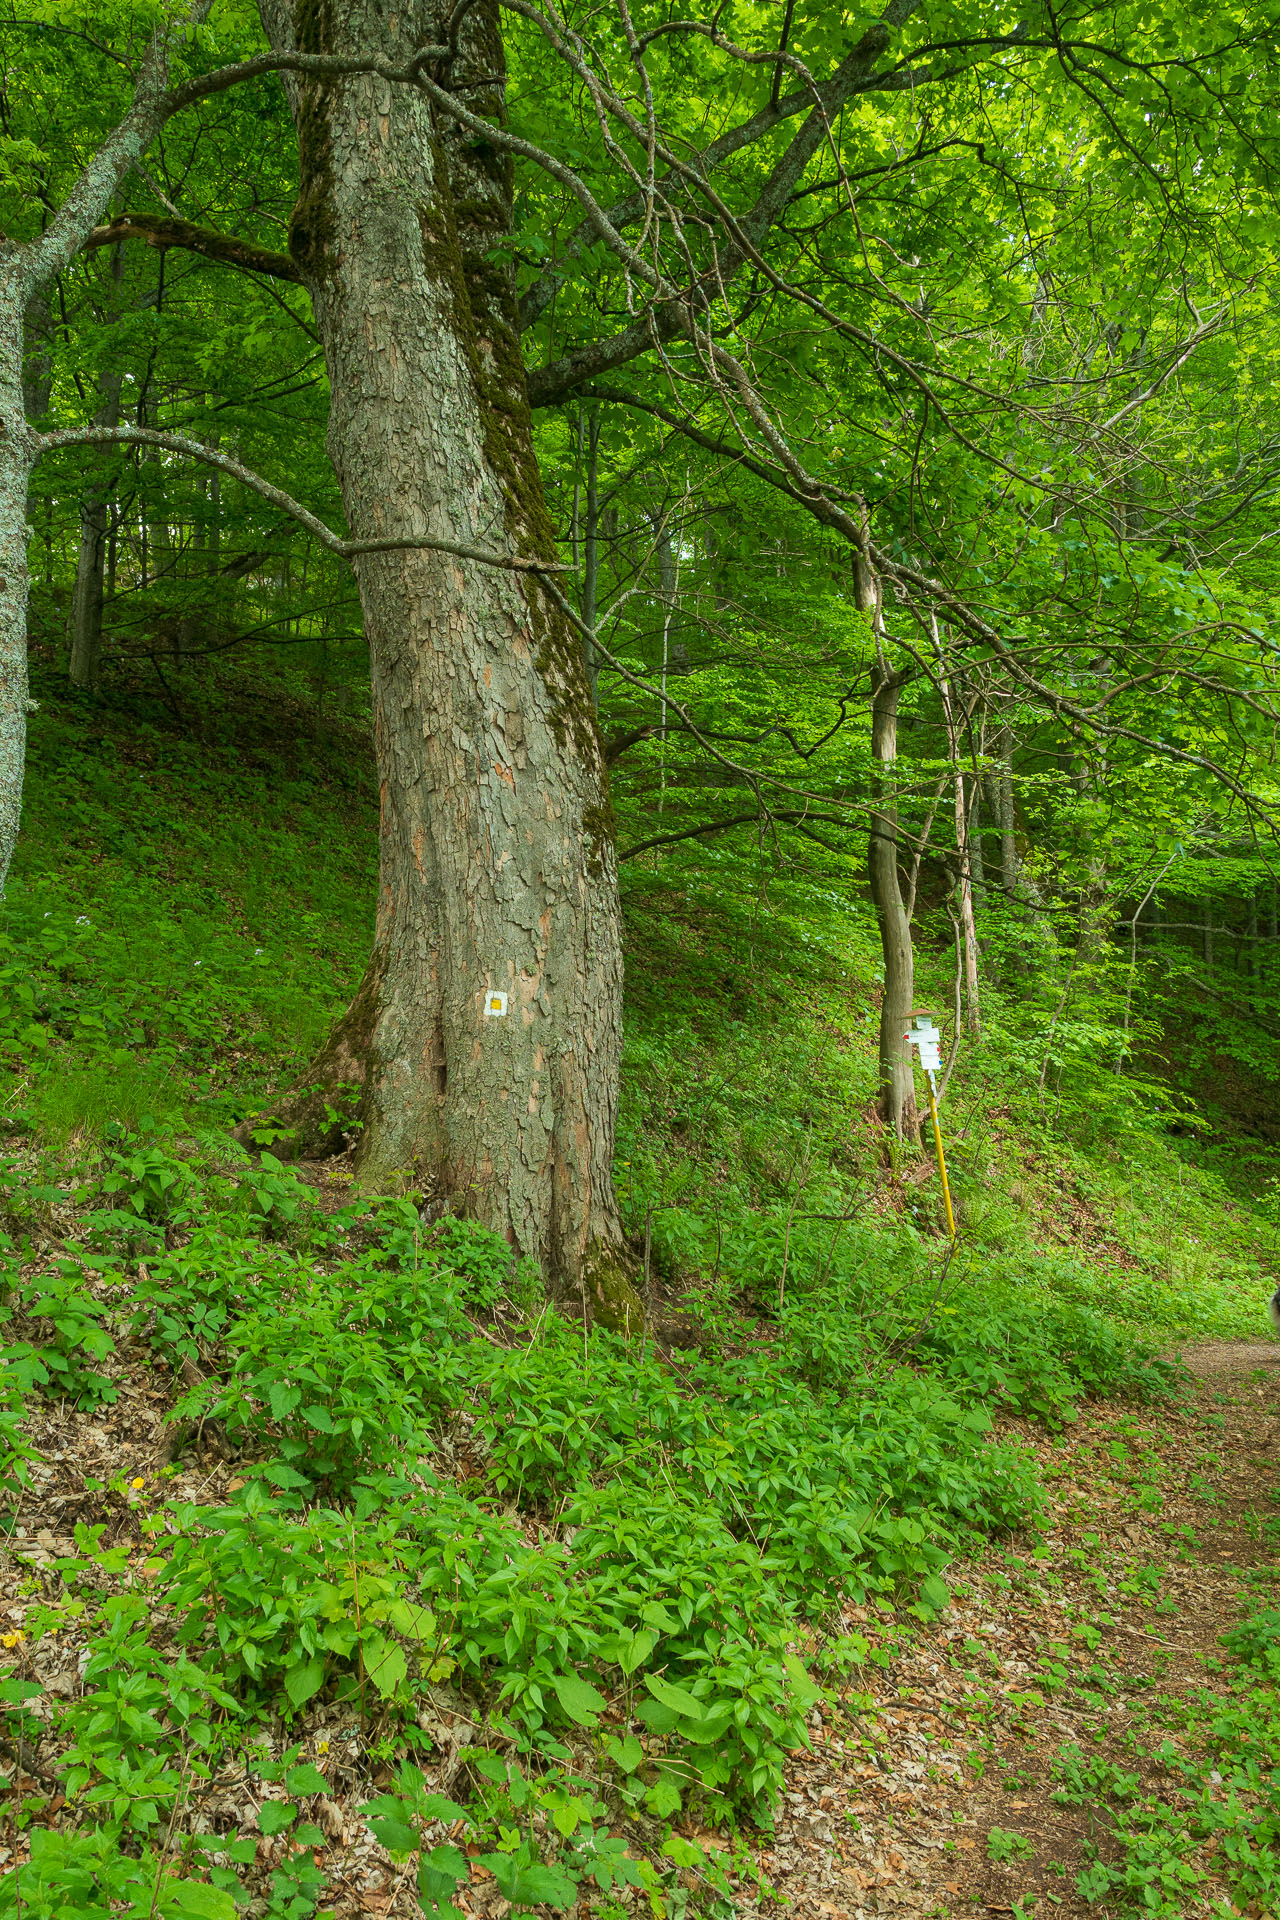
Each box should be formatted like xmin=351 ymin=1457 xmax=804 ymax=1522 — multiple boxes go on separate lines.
xmin=751 ymin=1336 xmax=1280 ymax=1920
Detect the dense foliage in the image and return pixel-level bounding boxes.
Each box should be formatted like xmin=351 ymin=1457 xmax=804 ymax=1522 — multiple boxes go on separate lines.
xmin=3 ymin=0 xmax=1280 ymax=1911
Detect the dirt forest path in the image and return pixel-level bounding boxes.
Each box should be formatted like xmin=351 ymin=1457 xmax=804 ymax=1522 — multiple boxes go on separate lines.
xmin=754 ymin=1340 xmax=1280 ymax=1920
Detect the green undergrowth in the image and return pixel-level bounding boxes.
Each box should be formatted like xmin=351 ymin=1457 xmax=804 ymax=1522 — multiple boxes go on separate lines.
xmin=0 ymin=1150 xmax=1180 ymax=1914
xmin=1050 ymin=1581 xmax=1280 ymax=1917
xmin=0 ymin=677 xmax=1274 ymax=1911
xmin=1 ymin=684 xmax=375 ymax=1137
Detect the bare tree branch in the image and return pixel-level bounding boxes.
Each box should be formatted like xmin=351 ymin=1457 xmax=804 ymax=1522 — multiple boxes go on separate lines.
xmin=35 ymin=427 xmax=568 ymax=574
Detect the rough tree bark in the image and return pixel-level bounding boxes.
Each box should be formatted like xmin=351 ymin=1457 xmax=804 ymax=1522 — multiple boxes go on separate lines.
xmin=252 ymin=0 xmax=631 ymax=1307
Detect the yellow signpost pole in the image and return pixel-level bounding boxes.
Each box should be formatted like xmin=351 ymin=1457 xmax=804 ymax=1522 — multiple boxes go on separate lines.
xmin=924 ymin=1068 xmax=957 ymax=1245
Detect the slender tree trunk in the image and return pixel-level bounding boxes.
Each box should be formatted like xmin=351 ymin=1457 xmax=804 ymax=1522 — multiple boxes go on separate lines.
xmin=0 ymin=284 xmax=33 ymax=897
xmin=940 ymin=666 xmax=981 ymax=1038
xmin=581 ymin=408 xmax=600 ymax=699
xmin=68 ymin=248 xmax=126 ymax=692
xmin=997 ymin=728 xmax=1018 ymax=896
xmin=967 ymin=779 xmax=985 ymax=907
xmin=68 ymin=465 xmax=117 ymax=690
xmin=953 ymin=767 xmax=981 ymax=1037
xmin=254 ymin=0 xmax=629 ymax=1304
xmin=868 ymin=656 xmax=917 ymax=1138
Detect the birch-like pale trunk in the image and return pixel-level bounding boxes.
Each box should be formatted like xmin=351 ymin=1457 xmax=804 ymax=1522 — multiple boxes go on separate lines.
xmin=939 ymin=666 xmax=981 ymax=1038
xmin=0 ymin=1 xmax=213 ymax=896
xmin=255 ymin=0 xmax=629 ymax=1302
xmin=869 ymin=659 xmax=918 ymax=1140
xmin=0 ymin=284 xmax=33 ymax=897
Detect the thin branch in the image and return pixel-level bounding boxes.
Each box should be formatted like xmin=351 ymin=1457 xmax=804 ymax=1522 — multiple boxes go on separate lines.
xmin=35 ymin=427 xmax=567 ymax=574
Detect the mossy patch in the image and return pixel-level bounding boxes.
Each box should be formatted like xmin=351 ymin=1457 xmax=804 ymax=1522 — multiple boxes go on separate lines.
xmin=289 ymin=0 xmax=338 ymax=282
xmin=581 ymin=1244 xmax=644 ymax=1338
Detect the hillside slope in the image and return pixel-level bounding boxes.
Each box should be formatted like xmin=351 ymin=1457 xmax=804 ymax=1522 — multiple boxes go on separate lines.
xmin=0 ymin=674 xmax=1275 ymax=1917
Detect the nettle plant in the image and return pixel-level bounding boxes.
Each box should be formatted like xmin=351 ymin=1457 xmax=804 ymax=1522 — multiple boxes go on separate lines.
xmin=3 ymin=1260 xmax=117 ymax=1409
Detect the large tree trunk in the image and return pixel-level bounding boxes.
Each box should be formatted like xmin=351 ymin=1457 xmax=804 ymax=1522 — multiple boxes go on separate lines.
xmin=255 ymin=0 xmax=628 ymax=1301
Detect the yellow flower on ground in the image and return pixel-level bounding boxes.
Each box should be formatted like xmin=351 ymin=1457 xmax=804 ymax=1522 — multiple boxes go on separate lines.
xmin=2 ymin=1632 xmax=24 ymax=1649
xmin=131 ymin=1477 xmax=145 ymax=1489
xmin=317 ymin=1739 xmax=330 ymax=1755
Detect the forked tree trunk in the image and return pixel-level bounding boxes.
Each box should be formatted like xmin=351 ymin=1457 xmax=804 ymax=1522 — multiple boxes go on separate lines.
xmin=254 ymin=0 xmax=630 ymax=1306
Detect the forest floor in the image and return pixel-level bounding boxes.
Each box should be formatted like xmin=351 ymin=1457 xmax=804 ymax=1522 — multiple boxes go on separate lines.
xmin=3 ymin=1331 xmax=1277 ymax=1918
xmin=756 ymin=1339 xmax=1280 ymax=1920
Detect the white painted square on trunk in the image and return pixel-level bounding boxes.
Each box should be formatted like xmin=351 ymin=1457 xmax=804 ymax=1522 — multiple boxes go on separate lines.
xmin=483 ymin=991 xmax=509 ymax=1018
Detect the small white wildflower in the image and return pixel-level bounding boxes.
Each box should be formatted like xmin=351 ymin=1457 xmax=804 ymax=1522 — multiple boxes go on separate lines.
xmin=76 ymin=916 xmax=91 ymax=927
xmin=254 ymin=948 xmax=263 ymax=956
xmin=43 ymin=912 xmax=51 ymax=919
xmin=193 ymin=959 xmax=202 ymax=967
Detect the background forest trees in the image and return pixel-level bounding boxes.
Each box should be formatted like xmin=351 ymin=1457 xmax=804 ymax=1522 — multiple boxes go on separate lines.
xmin=6 ymin=0 xmax=1280 ymax=1235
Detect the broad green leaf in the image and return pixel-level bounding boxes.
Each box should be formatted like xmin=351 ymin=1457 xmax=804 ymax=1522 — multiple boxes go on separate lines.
xmin=552 ymin=1671 xmax=606 ymax=1726
xmin=284 ymin=1654 xmax=326 ymax=1709
xmin=286 ymin=1762 xmax=330 ymax=1795
xmin=369 ymin=1812 xmax=420 ymax=1853
xmin=643 ymin=1672 xmax=705 ymax=1721
xmin=364 ymin=1635 xmax=407 ymax=1699
xmin=161 ymin=1884 xmax=239 ymax=1920
xmin=604 ymin=1732 xmax=645 ymax=1774
xmin=259 ymin=1800 xmax=297 ymax=1836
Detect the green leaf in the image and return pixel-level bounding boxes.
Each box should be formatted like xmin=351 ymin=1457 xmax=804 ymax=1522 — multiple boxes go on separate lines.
xmin=364 ymin=1635 xmax=407 ymax=1699
xmin=784 ymin=1651 xmax=822 ymax=1711
xmin=160 ymin=1884 xmax=239 ymax=1920
xmin=419 ymin=1794 xmax=469 ymax=1823
xmin=419 ymin=1843 xmax=469 ymax=1904
xmin=918 ymin=1575 xmax=951 ymax=1614
xmin=388 ymin=1599 xmax=436 ymax=1640
xmin=369 ymin=1812 xmax=420 ymax=1853
xmin=553 ymin=1671 xmax=607 ymax=1727
xmin=645 ymin=1771 xmax=684 ymax=1818
xmin=259 ymin=1800 xmax=297 ymax=1836
xmin=605 ymin=1733 xmax=645 ymax=1774
xmin=0 ymin=1679 xmax=42 ymax=1703
xmin=284 ymin=1654 xmax=326 ymax=1709
xmin=480 ymin=1854 xmax=578 ymax=1907
xmin=286 ymin=1762 xmax=330 ymax=1795
xmin=644 ymin=1672 xmax=705 ymax=1721
xmin=268 ymin=1382 xmax=301 ymax=1420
